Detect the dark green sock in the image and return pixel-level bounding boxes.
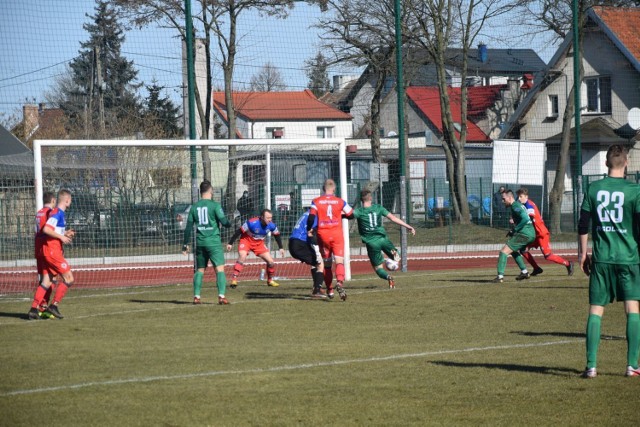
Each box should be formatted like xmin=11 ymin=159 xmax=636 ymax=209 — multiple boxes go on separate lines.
xmin=216 ymin=271 xmax=227 ymax=296
xmin=512 ymin=252 xmax=527 ymax=271
xmin=497 ymin=252 xmax=508 ymax=276
xmin=586 ymin=314 xmax=602 ymax=369
xmin=627 ymin=313 xmax=640 ymax=368
xmin=193 ymin=271 xmax=203 ymax=298
xmin=375 ymin=267 xmax=389 ymax=280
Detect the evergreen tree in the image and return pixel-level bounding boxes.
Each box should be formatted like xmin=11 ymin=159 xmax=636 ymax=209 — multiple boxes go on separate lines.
xmin=305 ymin=52 xmax=332 ymax=97
xmin=145 ymin=81 xmax=181 ymax=138
xmin=63 ymin=0 xmax=141 ymax=137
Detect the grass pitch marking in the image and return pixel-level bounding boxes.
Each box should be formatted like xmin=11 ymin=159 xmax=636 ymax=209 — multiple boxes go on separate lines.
xmin=1 ymin=339 xmax=580 ymax=397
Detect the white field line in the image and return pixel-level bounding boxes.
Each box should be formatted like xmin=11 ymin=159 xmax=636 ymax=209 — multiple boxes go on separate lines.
xmin=0 ymin=339 xmax=581 ymax=397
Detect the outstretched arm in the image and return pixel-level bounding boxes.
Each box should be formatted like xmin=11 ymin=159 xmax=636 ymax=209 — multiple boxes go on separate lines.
xmin=386 ymin=213 xmax=415 ymax=236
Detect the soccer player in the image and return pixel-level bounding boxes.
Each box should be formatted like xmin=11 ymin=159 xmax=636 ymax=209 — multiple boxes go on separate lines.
xmin=289 ymin=209 xmax=325 ymax=298
xmin=493 ymin=189 xmax=535 ymax=283
xmin=28 ymin=189 xmax=75 ymax=319
xmin=227 ymin=209 xmax=284 ymax=288
xmin=516 ymin=187 xmax=574 ymax=276
xmin=182 ymin=180 xmax=232 ymax=305
xmin=352 ymin=189 xmax=415 ymax=289
xmin=34 ymin=191 xmax=57 ymax=315
xmin=306 ymin=178 xmax=353 ymax=300
xmin=578 ymin=145 xmax=640 ymax=378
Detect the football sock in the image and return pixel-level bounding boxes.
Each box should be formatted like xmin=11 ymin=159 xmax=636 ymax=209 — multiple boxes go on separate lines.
xmin=375 ymin=267 xmax=389 ymax=280
xmin=31 ymin=285 xmax=48 ymax=309
xmin=335 ymin=263 xmax=345 ymax=283
xmin=313 ymin=270 xmax=324 ymax=288
xmin=52 ymin=282 xmax=69 ymax=304
xmin=266 ymin=263 xmax=276 ymax=281
xmin=44 ymin=283 xmax=54 ymax=305
xmin=216 ymin=270 xmax=227 ymax=296
xmin=193 ymin=271 xmax=203 ymax=298
xmin=324 ymin=268 xmax=333 ymax=287
xmin=512 ymin=252 xmax=527 ymax=272
xmin=232 ymin=261 xmax=244 ymax=278
xmin=545 ymin=253 xmax=569 ymax=266
xmin=626 ymin=313 xmax=640 ymax=369
xmin=497 ymin=252 xmax=508 ymax=275
xmin=586 ymin=313 xmax=602 ymax=369
xmin=521 ymin=251 xmax=539 ymax=269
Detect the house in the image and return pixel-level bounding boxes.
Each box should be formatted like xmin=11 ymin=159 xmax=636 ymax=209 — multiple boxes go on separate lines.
xmin=322 ymin=46 xmax=546 ymax=137
xmin=501 ymin=6 xmax=640 ymax=177
xmin=212 ymin=89 xmax=353 ymax=139
xmin=0 ymin=123 xmax=33 ymax=184
xmin=12 ymin=103 xmax=67 ymax=149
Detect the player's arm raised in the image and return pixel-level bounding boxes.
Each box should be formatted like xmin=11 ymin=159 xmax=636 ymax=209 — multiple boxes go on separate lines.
xmin=386 ymin=213 xmax=416 ymax=236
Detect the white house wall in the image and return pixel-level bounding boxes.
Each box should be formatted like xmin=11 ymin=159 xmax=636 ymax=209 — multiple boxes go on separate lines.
xmin=248 ymin=121 xmax=352 ymax=139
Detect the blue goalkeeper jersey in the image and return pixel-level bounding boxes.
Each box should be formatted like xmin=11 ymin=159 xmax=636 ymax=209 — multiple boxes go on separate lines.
xmin=290 ymin=211 xmax=317 ymax=242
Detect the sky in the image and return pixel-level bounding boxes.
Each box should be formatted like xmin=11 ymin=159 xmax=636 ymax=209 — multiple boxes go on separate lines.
xmin=0 ymin=0 xmax=559 ymax=125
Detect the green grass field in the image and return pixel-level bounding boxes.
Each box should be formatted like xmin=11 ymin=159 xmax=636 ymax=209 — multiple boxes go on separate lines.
xmin=1 ymin=265 xmax=636 ymax=426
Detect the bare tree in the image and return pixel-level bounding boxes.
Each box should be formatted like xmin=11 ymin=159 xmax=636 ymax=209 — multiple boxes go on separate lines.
xmin=249 ymin=62 xmax=287 ymax=91
xmin=316 ymin=0 xmax=399 ymax=163
xmin=405 ymin=0 xmax=516 ymax=224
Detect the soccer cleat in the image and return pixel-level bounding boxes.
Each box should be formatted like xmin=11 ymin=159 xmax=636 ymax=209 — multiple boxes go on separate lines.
xmin=326 ymin=284 xmax=335 ymax=299
xmin=267 ymin=280 xmax=280 ymax=287
xmin=531 ymin=267 xmax=544 ymax=276
xmin=229 ymin=279 xmax=238 ymax=289
xmin=515 ymin=272 xmax=530 ymax=281
xmin=45 ymin=304 xmax=64 ymax=319
xmin=625 ymin=366 xmax=640 ymax=377
xmin=193 ymin=297 xmax=201 ymax=305
xmin=336 ymin=283 xmax=347 ymax=301
xmin=28 ymin=307 xmax=40 ymax=320
xmin=581 ymin=367 xmax=597 ymax=379
xmin=492 ymin=276 xmax=504 ymax=283
xmin=388 ymin=276 xmax=395 ymax=289
xmin=566 ymin=261 xmax=574 ymax=276
xmin=311 ymin=286 xmax=326 ymax=299
xmin=218 ymin=296 xmax=229 ymax=305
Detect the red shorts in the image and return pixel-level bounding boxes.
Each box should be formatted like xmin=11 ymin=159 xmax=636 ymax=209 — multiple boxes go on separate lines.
xmin=318 ymin=231 xmax=345 ymax=259
xmin=238 ymin=237 xmax=269 ymax=256
xmin=42 ymin=245 xmax=71 ymax=275
xmin=527 ymin=234 xmax=552 ymax=255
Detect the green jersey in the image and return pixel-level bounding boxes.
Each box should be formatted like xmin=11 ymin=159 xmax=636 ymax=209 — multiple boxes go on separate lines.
xmin=353 ymin=204 xmax=390 ymax=243
xmin=182 ymin=199 xmax=231 ymax=247
xmin=510 ymin=200 xmax=535 ymax=237
xmin=580 ymin=176 xmax=640 ymax=265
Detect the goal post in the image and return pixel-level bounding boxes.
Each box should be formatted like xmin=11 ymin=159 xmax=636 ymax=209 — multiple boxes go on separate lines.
xmin=26 ymin=138 xmax=350 ymax=294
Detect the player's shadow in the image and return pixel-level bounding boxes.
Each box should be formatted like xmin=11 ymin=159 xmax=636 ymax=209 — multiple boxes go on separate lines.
xmin=0 ymin=311 xmax=34 ymax=320
xmin=129 ymin=299 xmax=193 ymax=305
xmin=429 ymin=360 xmax=582 ymax=377
xmin=529 ymin=286 xmax=586 ymax=289
xmin=244 ymin=292 xmax=310 ymax=301
xmin=512 ymin=330 xmax=624 ymax=341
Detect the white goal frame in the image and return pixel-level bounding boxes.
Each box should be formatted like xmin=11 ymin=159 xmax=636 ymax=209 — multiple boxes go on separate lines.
xmin=33 ymin=138 xmax=351 ymax=280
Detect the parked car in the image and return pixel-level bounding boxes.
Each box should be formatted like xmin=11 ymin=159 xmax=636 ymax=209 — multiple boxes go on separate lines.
xmin=134 ymin=204 xmax=172 ymax=246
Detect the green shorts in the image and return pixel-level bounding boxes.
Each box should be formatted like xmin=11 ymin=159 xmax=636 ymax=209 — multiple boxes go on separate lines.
xmin=589 ymin=262 xmax=640 ymax=306
xmin=363 ymin=237 xmax=397 ymax=267
xmin=195 ymin=244 xmax=225 ymax=269
xmin=506 ymin=232 xmax=535 ymax=253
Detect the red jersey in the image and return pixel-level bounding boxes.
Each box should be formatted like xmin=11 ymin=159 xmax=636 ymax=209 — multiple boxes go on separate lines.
xmin=34 ymin=206 xmax=52 ymax=252
xmin=309 ymin=194 xmax=353 ymax=233
xmin=523 ymin=199 xmax=549 ymax=237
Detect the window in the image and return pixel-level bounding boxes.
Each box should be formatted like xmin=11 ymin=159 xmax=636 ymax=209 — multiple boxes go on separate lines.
xmin=582 ymin=76 xmax=611 ymax=114
xmin=316 ymin=126 xmax=334 ymax=139
xmin=266 ymin=127 xmax=284 ymax=138
xmin=548 ymin=94 xmax=559 ymax=117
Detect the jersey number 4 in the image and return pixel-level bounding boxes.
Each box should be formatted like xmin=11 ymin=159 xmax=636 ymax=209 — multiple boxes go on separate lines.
xmin=596 ymin=190 xmax=624 ymax=223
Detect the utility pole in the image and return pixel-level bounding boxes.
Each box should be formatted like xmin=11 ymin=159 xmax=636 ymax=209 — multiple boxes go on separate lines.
xmin=95 ymin=45 xmax=106 ymax=137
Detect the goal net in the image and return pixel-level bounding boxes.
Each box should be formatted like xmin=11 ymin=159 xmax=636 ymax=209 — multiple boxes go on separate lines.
xmin=1 ymin=139 xmax=349 ymax=296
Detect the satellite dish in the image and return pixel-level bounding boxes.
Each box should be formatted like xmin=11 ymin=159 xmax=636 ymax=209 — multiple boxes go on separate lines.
xmin=628 ymin=107 xmax=640 ymax=130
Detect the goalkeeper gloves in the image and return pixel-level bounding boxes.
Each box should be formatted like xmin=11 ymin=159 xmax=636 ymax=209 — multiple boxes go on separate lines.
xmin=506 ymin=229 xmax=515 ymax=237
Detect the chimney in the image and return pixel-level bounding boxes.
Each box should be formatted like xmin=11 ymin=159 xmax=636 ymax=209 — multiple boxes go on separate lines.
xmin=23 ymin=104 xmax=39 ymax=137
xmin=478 ymin=43 xmax=488 ymax=63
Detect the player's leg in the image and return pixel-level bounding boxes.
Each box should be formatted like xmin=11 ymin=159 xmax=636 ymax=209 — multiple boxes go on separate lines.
xmin=192 ymin=246 xmax=208 ymax=303
xmin=620 ymin=265 xmax=640 ymax=375
xmin=494 ymin=245 xmax=510 ymax=282
xmin=230 ymin=242 xmax=249 ymax=287
xmin=508 ymin=233 xmax=532 ymax=280
xmin=318 ymin=236 xmax=334 ymax=291
xmin=540 ymin=237 xmax=574 ymax=275
xmin=520 ymin=246 xmax=542 ymax=275
xmin=210 ymin=243 xmax=229 ymax=304
xmin=28 ymin=268 xmax=52 ymax=319
xmin=257 ymin=249 xmax=278 ymax=287
xmin=583 ymin=262 xmax=611 ymax=378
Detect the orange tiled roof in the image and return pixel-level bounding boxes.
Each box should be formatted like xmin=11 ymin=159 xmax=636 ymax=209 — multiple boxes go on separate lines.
xmin=213 ymin=89 xmax=352 ymax=122
xmin=592 ymin=6 xmax=640 ymax=65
